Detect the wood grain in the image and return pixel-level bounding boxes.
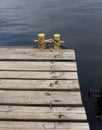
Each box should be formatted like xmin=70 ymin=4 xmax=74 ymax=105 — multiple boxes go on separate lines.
xmin=0 ymin=121 xmax=89 ymax=130
xmin=0 ymin=48 xmax=75 ymax=60
xmin=0 ymin=71 xmax=78 ymax=79
xmin=0 ymin=106 xmax=87 ymax=121
xmin=0 ymin=61 xmax=77 ymax=71
xmin=0 ymin=80 xmax=80 ymax=90
xmin=0 ymin=91 xmax=82 ymax=105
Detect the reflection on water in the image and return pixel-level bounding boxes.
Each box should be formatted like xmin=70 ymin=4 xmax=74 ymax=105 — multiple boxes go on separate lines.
xmin=0 ymin=0 xmax=102 ymax=129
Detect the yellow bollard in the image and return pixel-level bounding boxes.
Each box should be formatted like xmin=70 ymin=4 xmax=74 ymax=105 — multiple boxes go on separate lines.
xmin=38 ymin=33 xmax=45 ymax=43
xmin=53 ymin=34 xmax=60 ymax=50
xmin=54 ymin=34 xmax=60 ymax=42
xmin=38 ymin=33 xmax=45 ymax=49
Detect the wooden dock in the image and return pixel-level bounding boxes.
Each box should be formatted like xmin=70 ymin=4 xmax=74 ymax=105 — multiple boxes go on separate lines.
xmin=0 ymin=48 xmax=89 ymax=130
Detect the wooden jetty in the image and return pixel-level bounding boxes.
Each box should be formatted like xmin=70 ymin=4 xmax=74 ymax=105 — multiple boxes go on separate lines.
xmin=0 ymin=47 xmax=89 ymax=130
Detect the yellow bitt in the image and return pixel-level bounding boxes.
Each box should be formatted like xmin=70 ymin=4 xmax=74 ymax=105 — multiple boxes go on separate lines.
xmin=53 ymin=34 xmax=64 ymax=50
xmin=34 ymin=33 xmax=64 ymax=50
xmin=34 ymin=33 xmax=45 ymax=49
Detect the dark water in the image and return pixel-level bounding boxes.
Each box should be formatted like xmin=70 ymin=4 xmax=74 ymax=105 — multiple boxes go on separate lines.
xmin=0 ymin=0 xmax=102 ymax=129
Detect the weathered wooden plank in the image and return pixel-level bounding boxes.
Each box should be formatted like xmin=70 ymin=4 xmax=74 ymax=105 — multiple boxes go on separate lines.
xmin=0 ymin=121 xmax=89 ymax=130
xmin=0 ymin=106 xmax=87 ymax=121
xmin=0 ymin=48 xmax=75 ymax=60
xmin=0 ymin=91 xmax=82 ymax=105
xmin=0 ymin=80 xmax=80 ymax=90
xmin=0 ymin=61 xmax=77 ymax=71
xmin=0 ymin=71 xmax=78 ymax=79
